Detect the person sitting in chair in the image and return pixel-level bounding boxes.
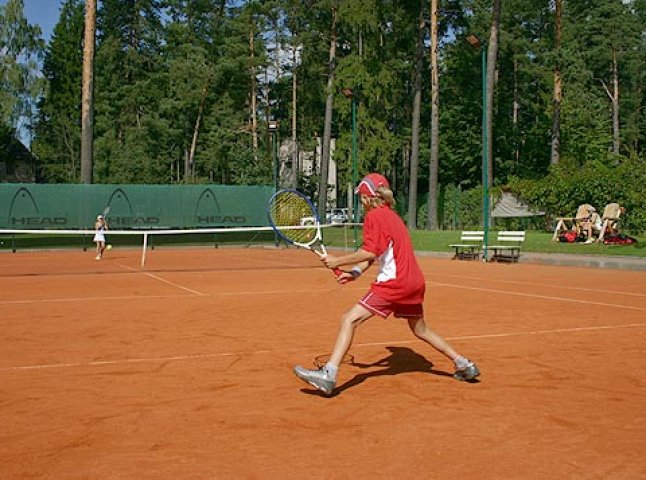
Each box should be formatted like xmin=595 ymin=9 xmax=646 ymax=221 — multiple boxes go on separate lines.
xmin=578 ymin=206 xmax=602 ymax=244
xmin=607 ymin=206 xmax=626 ymax=235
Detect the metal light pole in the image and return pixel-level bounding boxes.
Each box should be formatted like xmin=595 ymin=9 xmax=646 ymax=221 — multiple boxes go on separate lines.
xmin=342 ymin=88 xmax=359 ymax=246
xmin=467 ymin=34 xmax=489 ymax=261
xmin=268 ymin=121 xmax=279 ymax=191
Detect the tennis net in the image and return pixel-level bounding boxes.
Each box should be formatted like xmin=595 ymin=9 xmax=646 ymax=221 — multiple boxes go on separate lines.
xmin=0 ymin=224 xmax=362 ymax=277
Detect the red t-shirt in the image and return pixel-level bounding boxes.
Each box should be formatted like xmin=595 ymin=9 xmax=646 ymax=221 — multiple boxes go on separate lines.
xmin=361 ymin=205 xmax=425 ymax=304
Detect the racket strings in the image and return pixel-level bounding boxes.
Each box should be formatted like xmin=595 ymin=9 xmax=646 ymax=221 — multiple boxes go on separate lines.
xmin=269 ymin=192 xmax=317 ymax=244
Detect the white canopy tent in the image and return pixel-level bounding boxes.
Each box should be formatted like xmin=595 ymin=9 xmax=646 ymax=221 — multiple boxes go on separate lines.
xmin=491 ymin=192 xmax=544 ymax=218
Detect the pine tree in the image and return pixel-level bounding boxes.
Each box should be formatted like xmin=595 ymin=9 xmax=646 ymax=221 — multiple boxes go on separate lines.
xmin=32 ymin=0 xmax=85 ymax=182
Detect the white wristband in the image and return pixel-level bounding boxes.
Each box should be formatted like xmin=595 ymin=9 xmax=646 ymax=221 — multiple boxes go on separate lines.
xmin=350 ymin=266 xmax=362 ymax=278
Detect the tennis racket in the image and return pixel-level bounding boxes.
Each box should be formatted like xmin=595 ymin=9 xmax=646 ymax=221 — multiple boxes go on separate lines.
xmin=101 ymin=206 xmax=111 ymax=250
xmin=267 ymin=189 xmax=345 ymax=280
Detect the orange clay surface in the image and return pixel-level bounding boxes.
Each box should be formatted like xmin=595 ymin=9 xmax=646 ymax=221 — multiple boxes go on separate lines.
xmin=1 ymin=247 xmax=645 ymax=479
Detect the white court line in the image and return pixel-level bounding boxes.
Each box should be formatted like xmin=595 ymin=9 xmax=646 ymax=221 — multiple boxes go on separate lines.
xmin=425 ymin=272 xmax=646 ymax=298
xmin=1 ymin=280 xmax=640 ymax=308
xmin=2 ymin=321 xmax=644 ymax=373
xmin=361 ymin=322 xmax=646 ymax=346
xmin=210 ymin=249 xmax=310 ymax=269
xmin=141 ymin=272 xmax=205 ymax=296
xmin=118 ymin=264 xmax=205 ymax=296
xmin=428 ymin=282 xmax=646 ymax=311
xmin=0 ymin=293 xmax=198 ymax=305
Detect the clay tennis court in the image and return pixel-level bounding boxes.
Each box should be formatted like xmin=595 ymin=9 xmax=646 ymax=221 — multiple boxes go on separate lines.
xmin=1 ymin=247 xmax=645 ymax=479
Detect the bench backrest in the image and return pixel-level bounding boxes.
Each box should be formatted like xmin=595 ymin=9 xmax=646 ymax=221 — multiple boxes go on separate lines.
xmin=496 ymin=231 xmax=526 ymax=243
xmin=461 ymin=231 xmax=484 ymax=242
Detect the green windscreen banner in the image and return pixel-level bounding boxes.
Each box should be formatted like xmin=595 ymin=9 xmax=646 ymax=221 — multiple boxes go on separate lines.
xmin=0 ymin=184 xmax=275 ymax=229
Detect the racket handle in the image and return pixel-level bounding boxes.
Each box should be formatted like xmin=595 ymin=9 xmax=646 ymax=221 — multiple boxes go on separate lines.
xmin=333 ymin=268 xmax=356 ymax=284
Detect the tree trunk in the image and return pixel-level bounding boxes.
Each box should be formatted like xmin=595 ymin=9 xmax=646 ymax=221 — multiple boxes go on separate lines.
xmin=317 ymin=5 xmax=337 ymax=220
xmin=184 ymin=148 xmax=189 ymax=179
xmin=407 ymin=1 xmax=425 ymax=229
xmin=513 ymin=56 xmax=519 ymax=170
xmin=600 ymin=47 xmax=620 ymax=155
xmin=486 ymin=0 xmax=501 ymax=189
xmin=249 ymin=26 xmax=258 ymax=163
xmin=188 ymin=78 xmax=209 ymax=179
xmin=611 ymin=47 xmax=620 ymax=154
xmin=550 ymin=0 xmax=562 ymax=165
xmin=426 ymin=0 xmax=439 ymax=230
xmin=80 ymin=0 xmax=96 ymax=184
xmin=292 ymin=46 xmax=298 ymax=188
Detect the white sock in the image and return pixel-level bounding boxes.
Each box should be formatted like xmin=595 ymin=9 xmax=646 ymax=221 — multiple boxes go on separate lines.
xmin=324 ymin=362 xmax=338 ymax=380
xmin=454 ymin=356 xmax=470 ymax=370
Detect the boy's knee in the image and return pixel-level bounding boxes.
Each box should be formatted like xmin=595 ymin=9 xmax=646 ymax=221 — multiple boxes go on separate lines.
xmin=408 ymin=317 xmax=427 ymax=337
xmin=340 ymin=312 xmax=362 ymax=329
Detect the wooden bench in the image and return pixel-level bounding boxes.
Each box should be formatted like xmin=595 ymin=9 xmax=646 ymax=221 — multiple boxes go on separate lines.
xmin=489 ymin=231 xmax=525 ymax=263
xmin=449 ymin=231 xmax=484 ymax=260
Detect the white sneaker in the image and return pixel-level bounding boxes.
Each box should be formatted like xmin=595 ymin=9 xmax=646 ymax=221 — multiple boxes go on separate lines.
xmin=584 ymin=238 xmax=594 ymax=244
xmin=293 ymin=365 xmax=336 ymax=395
xmin=95 ymin=255 xmax=101 ymax=260
xmin=453 ymin=360 xmax=481 ymax=381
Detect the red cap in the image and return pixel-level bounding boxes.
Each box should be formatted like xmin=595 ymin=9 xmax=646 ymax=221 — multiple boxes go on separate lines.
xmin=355 ymin=173 xmax=390 ymax=197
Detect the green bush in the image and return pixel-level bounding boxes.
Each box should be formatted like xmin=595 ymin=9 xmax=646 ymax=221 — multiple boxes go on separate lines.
xmin=507 ymin=155 xmax=646 ymax=233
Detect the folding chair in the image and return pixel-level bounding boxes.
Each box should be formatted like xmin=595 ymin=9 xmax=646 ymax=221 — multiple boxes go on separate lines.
xmin=552 ymin=204 xmax=594 ymax=241
xmin=598 ymin=203 xmax=623 ymax=242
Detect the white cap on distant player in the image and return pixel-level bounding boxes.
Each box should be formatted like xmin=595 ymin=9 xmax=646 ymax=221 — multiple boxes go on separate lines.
xmin=97 ymin=214 xmax=103 ymax=220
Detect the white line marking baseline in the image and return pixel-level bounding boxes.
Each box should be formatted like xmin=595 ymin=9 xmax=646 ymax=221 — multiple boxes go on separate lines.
xmin=428 ymin=282 xmax=646 ymax=311
xmin=1 ymin=281 xmax=642 ymax=310
xmin=0 ymin=293 xmax=199 ymax=305
xmin=425 ymin=272 xmax=646 ymax=298
xmin=2 ymin=322 xmax=644 ymax=373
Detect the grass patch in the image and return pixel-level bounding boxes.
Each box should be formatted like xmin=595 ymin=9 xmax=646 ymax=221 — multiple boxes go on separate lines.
xmin=409 ymin=230 xmax=646 ymax=258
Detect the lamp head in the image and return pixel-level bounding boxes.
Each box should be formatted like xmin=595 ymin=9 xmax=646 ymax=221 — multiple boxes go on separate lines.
xmin=466 ymin=34 xmax=482 ymax=49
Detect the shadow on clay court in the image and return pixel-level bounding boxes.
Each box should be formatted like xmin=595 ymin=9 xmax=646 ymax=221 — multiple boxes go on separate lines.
xmin=301 ymin=346 xmax=474 ymax=397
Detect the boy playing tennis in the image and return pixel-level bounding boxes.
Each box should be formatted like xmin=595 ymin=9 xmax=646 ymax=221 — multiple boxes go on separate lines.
xmin=293 ymin=173 xmax=480 ymax=395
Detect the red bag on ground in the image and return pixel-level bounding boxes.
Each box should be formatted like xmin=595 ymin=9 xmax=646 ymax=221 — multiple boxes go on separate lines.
xmin=603 ymin=234 xmax=637 ymax=245
xmin=559 ymin=231 xmax=578 ymax=243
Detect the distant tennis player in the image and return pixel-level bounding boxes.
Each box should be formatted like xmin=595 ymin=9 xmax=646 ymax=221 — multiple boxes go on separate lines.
xmin=293 ymin=173 xmax=480 ymax=395
xmin=93 ymin=214 xmax=109 ymax=260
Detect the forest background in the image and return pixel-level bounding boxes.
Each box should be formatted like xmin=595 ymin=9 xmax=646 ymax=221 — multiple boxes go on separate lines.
xmin=1 ymin=0 xmax=644 ymax=232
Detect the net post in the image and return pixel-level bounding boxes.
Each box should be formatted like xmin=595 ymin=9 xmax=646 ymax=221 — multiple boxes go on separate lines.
xmin=141 ymin=233 xmax=148 ymax=267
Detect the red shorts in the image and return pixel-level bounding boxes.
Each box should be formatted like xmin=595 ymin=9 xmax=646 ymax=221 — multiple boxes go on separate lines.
xmin=359 ymin=292 xmax=424 ymax=319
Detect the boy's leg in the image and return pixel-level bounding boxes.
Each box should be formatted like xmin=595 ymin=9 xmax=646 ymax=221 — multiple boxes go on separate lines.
xmin=328 ymin=304 xmax=373 ymax=366
xmin=407 ymin=316 xmax=480 ymax=381
xmin=407 ymin=316 xmax=460 ymax=360
xmin=293 ymin=303 xmax=372 ymax=394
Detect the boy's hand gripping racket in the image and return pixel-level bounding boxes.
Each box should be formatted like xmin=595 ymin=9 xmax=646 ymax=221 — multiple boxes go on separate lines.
xmin=267 ymin=189 xmax=346 ymax=280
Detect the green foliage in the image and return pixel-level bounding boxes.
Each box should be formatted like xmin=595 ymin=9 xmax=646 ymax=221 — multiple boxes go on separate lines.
xmin=31 ymin=0 xmax=84 ymax=182
xmin=508 ymin=154 xmax=646 ymax=233
xmin=6 ymin=0 xmax=644 ymax=220
xmin=416 ymin=184 xmax=486 ymax=230
xmin=0 ymin=0 xmax=45 ymax=134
